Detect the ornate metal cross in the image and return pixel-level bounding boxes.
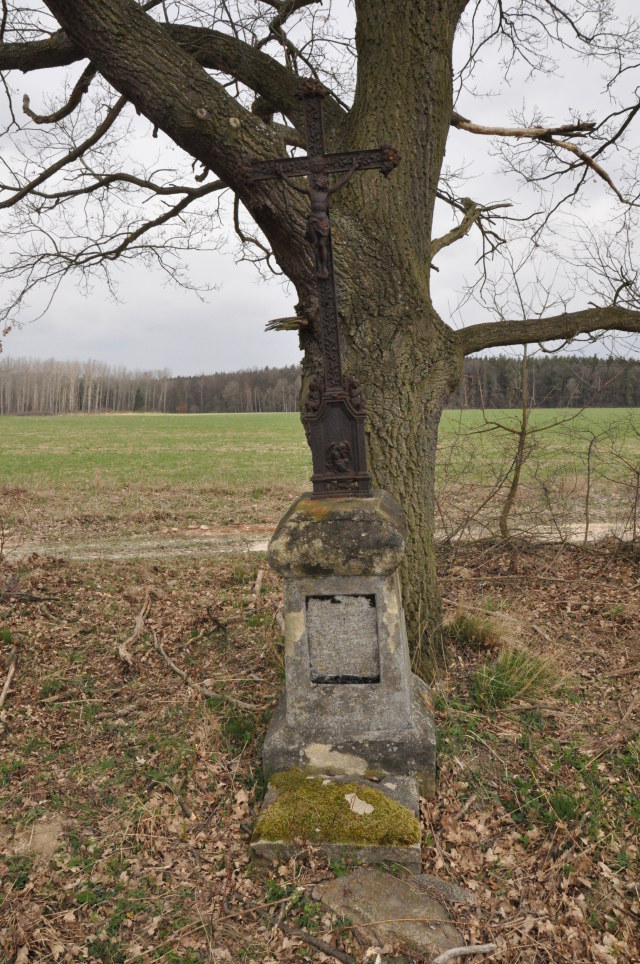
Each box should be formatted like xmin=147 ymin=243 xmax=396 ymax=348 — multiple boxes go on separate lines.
xmin=247 ymin=79 xmax=400 ymax=496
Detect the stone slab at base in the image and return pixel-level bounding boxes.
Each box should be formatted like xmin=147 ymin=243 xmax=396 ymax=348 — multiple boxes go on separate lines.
xmin=313 ymin=868 xmax=465 ymax=958
xmin=263 ymin=673 xmax=436 ymax=799
xmin=251 ymin=838 xmax=422 ymax=873
xmin=251 ymin=770 xmax=422 ymax=872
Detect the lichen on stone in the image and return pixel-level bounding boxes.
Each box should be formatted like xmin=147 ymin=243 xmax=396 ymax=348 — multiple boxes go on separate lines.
xmin=252 ymin=769 xmax=421 ymax=846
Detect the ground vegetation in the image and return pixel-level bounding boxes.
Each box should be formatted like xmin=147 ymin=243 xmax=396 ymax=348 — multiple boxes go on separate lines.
xmin=1 ymin=541 xmax=638 ymax=961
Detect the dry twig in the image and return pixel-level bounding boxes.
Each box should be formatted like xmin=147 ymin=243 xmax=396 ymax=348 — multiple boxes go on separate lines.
xmin=116 ymin=590 xmax=151 ymax=667
xmin=278 ymin=922 xmax=355 ymax=964
xmin=252 ymin=567 xmax=264 ymax=601
xmin=433 ymin=944 xmax=497 ymax=964
xmin=0 ymin=644 xmax=17 ymax=708
xmin=151 ymin=631 xmax=259 ymax=711
xmin=608 ymin=664 xmax=640 ymax=678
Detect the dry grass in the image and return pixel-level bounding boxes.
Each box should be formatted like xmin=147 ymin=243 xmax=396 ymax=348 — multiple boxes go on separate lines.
xmin=470 ymin=647 xmax=562 ymax=708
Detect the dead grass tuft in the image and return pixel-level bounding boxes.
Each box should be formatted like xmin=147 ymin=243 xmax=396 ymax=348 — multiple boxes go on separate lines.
xmin=470 ymin=646 xmax=561 ymax=708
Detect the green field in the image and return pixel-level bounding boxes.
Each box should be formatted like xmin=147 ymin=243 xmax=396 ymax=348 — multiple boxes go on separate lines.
xmin=1 ymin=409 xmax=639 ymax=543
xmin=0 ymin=412 xmax=310 ymax=489
xmin=0 ymin=413 xmax=310 ymax=542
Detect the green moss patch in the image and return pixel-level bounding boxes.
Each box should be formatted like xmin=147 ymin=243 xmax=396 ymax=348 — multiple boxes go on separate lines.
xmin=253 ymin=770 xmax=421 ymax=846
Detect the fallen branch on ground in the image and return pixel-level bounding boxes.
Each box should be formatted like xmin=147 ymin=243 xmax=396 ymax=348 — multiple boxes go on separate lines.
xmin=0 ymin=645 xmax=17 ymax=708
xmin=608 ymin=664 xmax=640 ymax=678
xmin=278 ymin=922 xmax=354 ymax=964
xmin=433 ymin=944 xmax=497 ymax=964
xmin=116 ymin=590 xmax=151 ymax=667
xmin=151 ymin=631 xmax=259 ymax=711
xmin=151 ymin=775 xmax=194 ymax=819
xmin=251 ymin=568 xmax=264 ymax=606
xmin=0 ymin=587 xmax=57 ymax=602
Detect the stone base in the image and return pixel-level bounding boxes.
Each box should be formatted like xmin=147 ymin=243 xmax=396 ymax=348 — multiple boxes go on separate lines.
xmin=251 ymin=770 xmax=422 ymax=872
xmin=312 ymin=868 xmax=465 ymax=958
xmin=263 ymin=674 xmax=436 ymax=798
xmin=252 ymin=837 xmax=422 ymax=873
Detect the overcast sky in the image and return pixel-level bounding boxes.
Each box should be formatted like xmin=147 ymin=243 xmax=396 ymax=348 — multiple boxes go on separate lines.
xmin=2 ymin=0 xmax=638 ymax=374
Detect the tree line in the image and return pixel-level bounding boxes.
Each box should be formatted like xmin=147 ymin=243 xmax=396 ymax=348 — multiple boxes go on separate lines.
xmin=0 ymin=358 xmax=301 ymax=415
xmin=451 ymin=354 xmax=640 ymax=409
xmin=0 ymin=355 xmax=639 ymax=416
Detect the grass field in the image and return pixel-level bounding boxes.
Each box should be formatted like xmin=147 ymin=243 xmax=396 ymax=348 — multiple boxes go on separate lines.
xmin=1 ymin=411 xmax=639 ymax=961
xmin=1 ymin=409 xmax=639 ymax=546
xmin=0 ymin=414 xmax=310 ymax=544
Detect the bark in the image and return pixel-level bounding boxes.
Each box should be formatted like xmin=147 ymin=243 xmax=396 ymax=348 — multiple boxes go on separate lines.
xmin=459 ymin=305 xmax=640 ymax=356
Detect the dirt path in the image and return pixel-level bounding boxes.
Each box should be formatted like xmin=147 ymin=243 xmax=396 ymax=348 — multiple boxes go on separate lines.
xmin=3 ymin=527 xmax=272 ymax=562
xmin=3 ymin=520 xmax=625 ymax=564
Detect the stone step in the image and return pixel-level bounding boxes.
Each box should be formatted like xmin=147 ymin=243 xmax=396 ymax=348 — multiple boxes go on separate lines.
xmin=251 ymin=768 xmax=423 ymax=872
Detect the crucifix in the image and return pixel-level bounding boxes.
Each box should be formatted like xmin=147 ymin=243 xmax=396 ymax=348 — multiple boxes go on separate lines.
xmin=247 ymin=79 xmax=400 ymax=497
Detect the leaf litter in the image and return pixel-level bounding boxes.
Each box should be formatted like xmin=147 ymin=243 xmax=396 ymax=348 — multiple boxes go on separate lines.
xmin=0 ymin=538 xmax=638 ymax=962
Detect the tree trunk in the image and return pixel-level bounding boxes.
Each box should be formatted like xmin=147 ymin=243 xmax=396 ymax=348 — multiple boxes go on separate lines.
xmin=296 ymin=228 xmax=463 ymax=647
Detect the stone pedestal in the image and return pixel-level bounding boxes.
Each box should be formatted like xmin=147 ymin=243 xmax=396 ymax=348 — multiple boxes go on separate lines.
xmin=253 ymin=491 xmax=436 ymax=868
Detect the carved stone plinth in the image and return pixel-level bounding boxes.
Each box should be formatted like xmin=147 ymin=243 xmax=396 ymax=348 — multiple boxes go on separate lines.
xmin=253 ymin=491 xmax=436 ymax=868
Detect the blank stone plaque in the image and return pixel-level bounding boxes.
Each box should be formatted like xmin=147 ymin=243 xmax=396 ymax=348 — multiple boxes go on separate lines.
xmin=306 ymin=594 xmax=380 ymax=683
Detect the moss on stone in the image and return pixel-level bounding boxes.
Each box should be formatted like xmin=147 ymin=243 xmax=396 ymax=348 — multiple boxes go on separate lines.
xmin=268 ymin=491 xmax=406 ymax=577
xmin=253 ymin=770 xmax=421 ymax=846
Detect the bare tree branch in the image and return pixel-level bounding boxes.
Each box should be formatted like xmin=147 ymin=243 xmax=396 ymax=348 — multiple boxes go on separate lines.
xmin=23 ymin=171 xmax=222 ymax=205
xmin=451 ymin=112 xmax=596 ymax=141
xmin=451 ymin=110 xmax=629 ymax=201
xmin=258 ymin=0 xmax=321 ymax=48
xmin=431 ymin=196 xmax=512 ymax=257
xmin=22 ymin=62 xmax=97 ymax=125
xmin=458 ymin=305 xmax=640 ymax=356
xmin=0 ymin=29 xmax=79 ymax=72
xmin=0 ymin=0 xmax=8 ymax=43
xmin=262 ymin=0 xmax=321 ymax=22
xmin=0 ymin=21 xmax=345 ymax=130
xmin=91 ymin=179 xmax=225 ymax=263
xmin=35 ymin=0 xmax=322 ymax=279
xmin=0 ymin=95 xmax=127 ymax=210
xmin=232 ymin=191 xmax=279 ymax=273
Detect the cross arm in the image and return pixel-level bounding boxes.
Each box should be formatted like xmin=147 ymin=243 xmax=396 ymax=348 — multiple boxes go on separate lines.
xmin=324 ymin=146 xmax=401 ymax=177
xmin=246 ymin=146 xmax=401 ymax=183
xmin=246 ymin=156 xmax=315 ymax=182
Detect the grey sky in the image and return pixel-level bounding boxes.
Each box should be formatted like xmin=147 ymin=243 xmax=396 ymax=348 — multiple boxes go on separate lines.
xmin=3 ymin=0 xmax=639 ymax=373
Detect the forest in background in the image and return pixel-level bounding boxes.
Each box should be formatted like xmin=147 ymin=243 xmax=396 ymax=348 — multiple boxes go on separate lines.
xmin=1 ymin=354 xmax=640 ymax=415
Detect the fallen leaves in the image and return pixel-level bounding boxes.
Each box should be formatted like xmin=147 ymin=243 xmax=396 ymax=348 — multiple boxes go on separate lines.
xmin=1 ymin=541 xmax=639 ymax=962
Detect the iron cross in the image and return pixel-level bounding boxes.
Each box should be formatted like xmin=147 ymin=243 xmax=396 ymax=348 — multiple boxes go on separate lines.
xmin=247 ymin=79 xmax=400 ymax=496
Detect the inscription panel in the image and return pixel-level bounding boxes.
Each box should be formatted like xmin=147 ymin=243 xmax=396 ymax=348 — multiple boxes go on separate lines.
xmin=306 ymin=594 xmax=380 ymax=683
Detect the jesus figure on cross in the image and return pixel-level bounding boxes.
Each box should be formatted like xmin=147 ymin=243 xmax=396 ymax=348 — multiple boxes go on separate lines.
xmin=280 ymin=155 xmax=358 ymax=279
